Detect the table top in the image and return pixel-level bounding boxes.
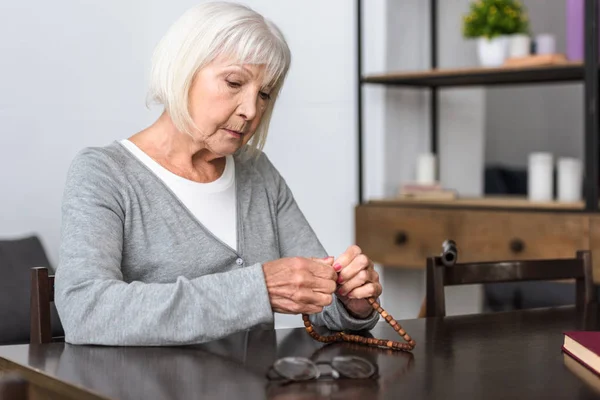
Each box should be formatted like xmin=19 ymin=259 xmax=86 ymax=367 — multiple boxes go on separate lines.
xmin=2 ymin=306 xmax=600 ymax=400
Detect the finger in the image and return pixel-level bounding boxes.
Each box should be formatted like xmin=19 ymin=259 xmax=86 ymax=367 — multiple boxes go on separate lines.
xmin=337 ymin=268 xmax=372 ymax=297
xmin=302 ymin=305 xmax=325 ymax=314
xmin=307 ymin=259 xmax=337 ymax=281
xmin=346 ymin=282 xmax=382 ymax=300
xmin=332 ymin=245 xmax=363 ymax=271
xmin=295 ymin=290 xmax=333 ymax=307
xmin=273 ymin=298 xmax=324 ymax=315
xmin=310 ymin=291 xmax=334 ymax=307
xmin=310 ymin=256 xmax=334 ymax=266
xmin=311 ymin=277 xmax=337 ymax=295
xmin=337 ymin=254 xmax=372 ymax=285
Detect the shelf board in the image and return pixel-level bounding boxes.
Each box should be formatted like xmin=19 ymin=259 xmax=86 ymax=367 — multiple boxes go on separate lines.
xmin=366 ymin=196 xmax=586 ymax=211
xmin=361 ymin=62 xmax=585 ymax=88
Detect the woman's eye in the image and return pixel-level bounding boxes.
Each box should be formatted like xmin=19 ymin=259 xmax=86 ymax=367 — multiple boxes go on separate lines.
xmin=226 ymin=80 xmax=242 ymax=89
xmin=259 ymin=92 xmax=271 ymax=101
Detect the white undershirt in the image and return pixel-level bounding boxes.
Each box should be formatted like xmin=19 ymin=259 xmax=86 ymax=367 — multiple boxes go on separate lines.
xmin=120 ymin=139 xmax=237 ymax=251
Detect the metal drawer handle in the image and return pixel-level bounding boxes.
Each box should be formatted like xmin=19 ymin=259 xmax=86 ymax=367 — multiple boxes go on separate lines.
xmin=395 ymin=231 xmax=408 ymax=246
xmin=510 ymin=238 xmax=525 ymax=253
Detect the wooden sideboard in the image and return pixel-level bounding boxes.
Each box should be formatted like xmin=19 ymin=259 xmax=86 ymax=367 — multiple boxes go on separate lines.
xmin=355 ymin=197 xmax=600 ymax=283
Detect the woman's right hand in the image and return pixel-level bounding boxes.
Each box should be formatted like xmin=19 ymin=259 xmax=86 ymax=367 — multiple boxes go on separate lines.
xmin=262 ymin=257 xmax=337 ymax=314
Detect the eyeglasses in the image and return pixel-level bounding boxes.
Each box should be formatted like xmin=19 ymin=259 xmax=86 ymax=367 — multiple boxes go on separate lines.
xmin=266 ymin=355 xmax=378 ymax=382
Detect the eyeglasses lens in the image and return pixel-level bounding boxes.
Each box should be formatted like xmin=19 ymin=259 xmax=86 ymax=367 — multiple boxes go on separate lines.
xmin=273 ymin=357 xmax=320 ymax=381
xmin=331 ymin=356 xmax=376 ymax=379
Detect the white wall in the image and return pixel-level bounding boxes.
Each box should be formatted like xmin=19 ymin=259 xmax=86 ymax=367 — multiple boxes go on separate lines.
xmin=0 ymin=0 xmax=372 ymax=329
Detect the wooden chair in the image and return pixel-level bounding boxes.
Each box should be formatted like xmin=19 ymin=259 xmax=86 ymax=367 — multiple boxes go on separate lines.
xmin=0 ymin=373 xmax=28 ymax=400
xmin=30 ymin=267 xmax=63 ymax=344
xmin=425 ymin=250 xmax=596 ymax=318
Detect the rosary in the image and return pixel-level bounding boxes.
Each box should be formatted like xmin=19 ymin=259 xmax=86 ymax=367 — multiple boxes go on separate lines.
xmin=301 ymin=297 xmax=416 ymax=351
xmin=300 ymin=240 xmax=458 ymax=351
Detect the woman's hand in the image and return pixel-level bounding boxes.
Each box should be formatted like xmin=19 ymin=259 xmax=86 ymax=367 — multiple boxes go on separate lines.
xmin=333 ymin=245 xmax=382 ymax=318
xmin=262 ymin=257 xmax=337 ymax=314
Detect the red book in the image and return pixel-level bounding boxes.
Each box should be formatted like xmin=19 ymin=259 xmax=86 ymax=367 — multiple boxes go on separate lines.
xmin=563 ymin=331 xmax=600 ymax=375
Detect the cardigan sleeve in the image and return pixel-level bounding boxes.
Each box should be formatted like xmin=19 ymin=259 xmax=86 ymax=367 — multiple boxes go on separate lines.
xmin=258 ymin=153 xmax=379 ymax=332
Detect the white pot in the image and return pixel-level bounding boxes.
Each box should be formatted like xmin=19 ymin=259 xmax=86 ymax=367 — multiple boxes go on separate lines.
xmin=508 ymin=34 xmax=531 ymax=58
xmin=477 ymin=36 xmax=509 ymax=67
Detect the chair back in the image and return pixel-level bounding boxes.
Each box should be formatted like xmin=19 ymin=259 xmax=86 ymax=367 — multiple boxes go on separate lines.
xmin=0 ymin=235 xmax=62 ymax=344
xmin=426 ymin=249 xmax=596 ymax=318
xmin=30 ymin=267 xmax=62 ymax=344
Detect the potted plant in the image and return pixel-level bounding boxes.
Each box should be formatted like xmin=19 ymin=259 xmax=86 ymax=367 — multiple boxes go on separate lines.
xmin=463 ymin=0 xmax=530 ymax=67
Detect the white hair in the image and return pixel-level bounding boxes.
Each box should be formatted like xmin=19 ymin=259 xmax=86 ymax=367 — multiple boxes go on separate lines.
xmin=147 ymin=1 xmax=291 ymax=151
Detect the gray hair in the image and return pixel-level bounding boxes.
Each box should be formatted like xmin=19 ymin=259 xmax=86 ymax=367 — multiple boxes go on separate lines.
xmin=148 ymin=2 xmax=291 ymax=151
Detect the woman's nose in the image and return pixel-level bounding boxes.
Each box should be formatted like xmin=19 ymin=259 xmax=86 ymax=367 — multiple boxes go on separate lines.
xmin=237 ymin=92 xmax=258 ymax=121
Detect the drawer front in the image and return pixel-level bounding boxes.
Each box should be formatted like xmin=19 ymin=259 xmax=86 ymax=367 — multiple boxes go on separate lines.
xmin=586 ymin=216 xmax=600 ymax=283
xmin=355 ymin=205 xmax=589 ymax=268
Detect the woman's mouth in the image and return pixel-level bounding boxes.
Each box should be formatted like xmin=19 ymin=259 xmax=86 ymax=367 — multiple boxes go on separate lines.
xmin=223 ymin=128 xmax=244 ymax=138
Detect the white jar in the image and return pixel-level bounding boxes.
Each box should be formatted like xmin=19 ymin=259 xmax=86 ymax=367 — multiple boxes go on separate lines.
xmin=416 ymin=153 xmax=437 ymax=185
xmin=557 ymin=157 xmax=582 ymax=202
xmin=528 ymin=152 xmax=553 ymax=202
xmin=508 ymin=34 xmax=531 ymax=58
xmin=536 ymin=33 xmax=556 ymax=55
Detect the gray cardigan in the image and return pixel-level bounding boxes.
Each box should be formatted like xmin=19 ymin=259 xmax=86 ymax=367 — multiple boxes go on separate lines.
xmin=54 ymin=141 xmax=378 ymax=345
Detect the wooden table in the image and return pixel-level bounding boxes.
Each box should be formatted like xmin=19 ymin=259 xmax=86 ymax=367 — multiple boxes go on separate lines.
xmin=2 ymin=306 xmax=600 ymax=399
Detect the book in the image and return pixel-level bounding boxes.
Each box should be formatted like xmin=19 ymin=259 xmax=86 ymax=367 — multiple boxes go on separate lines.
xmin=562 ymin=331 xmax=600 ymax=376
xmin=398 ymin=182 xmax=458 ymax=201
xmin=397 ymin=190 xmax=458 ymax=201
xmin=563 ymin=353 xmax=600 ymax=395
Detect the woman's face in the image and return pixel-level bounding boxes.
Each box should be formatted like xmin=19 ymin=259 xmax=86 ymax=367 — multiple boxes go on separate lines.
xmin=187 ymin=55 xmax=271 ymax=156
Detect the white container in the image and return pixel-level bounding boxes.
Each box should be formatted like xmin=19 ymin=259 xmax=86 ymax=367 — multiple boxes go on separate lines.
xmin=416 ymin=153 xmax=437 ymax=185
xmin=477 ymin=36 xmax=508 ymax=67
xmin=557 ymin=157 xmax=582 ymax=202
xmin=508 ymin=34 xmax=531 ymax=58
xmin=536 ymin=33 xmax=556 ymax=54
xmin=528 ymin=152 xmax=554 ymax=202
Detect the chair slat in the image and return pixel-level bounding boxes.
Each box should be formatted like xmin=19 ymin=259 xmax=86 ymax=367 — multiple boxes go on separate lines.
xmin=444 ymin=259 xmax=584 ymax=286
xmin=426 ymin=250 xmax=596 ymax=318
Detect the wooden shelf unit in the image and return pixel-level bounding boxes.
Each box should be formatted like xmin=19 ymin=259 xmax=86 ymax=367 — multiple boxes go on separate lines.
xmin=354 ymin=0 xmax=600 ymax=281
xmin=367 ymin=196 xmax=586 ymax=211
xmin=362 ymin=62 xmax=585 ymax=88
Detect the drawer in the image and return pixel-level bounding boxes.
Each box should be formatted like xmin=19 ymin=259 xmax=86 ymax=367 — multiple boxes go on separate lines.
xmin=355 ymin=205 xmax=589 ymax=268
xmin=586 ymin=216 xmax=600 ymax=282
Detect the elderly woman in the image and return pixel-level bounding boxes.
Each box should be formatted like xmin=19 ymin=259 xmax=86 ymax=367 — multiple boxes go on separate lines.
xmin=55 ymin=1 xmax=382 ymax=346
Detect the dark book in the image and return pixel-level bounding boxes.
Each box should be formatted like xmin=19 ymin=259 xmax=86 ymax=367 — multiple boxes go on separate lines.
xmin=563 ymin=331 xmax=600 ymax=376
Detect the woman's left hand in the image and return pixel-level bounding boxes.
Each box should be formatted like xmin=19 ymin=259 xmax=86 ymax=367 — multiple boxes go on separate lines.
xmin=332 ymin=245 xmax=382 ymax=318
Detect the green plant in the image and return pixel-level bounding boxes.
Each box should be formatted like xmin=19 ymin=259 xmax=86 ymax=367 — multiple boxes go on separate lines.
xmin=463 ymin=0 xmax=529 ymax=39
